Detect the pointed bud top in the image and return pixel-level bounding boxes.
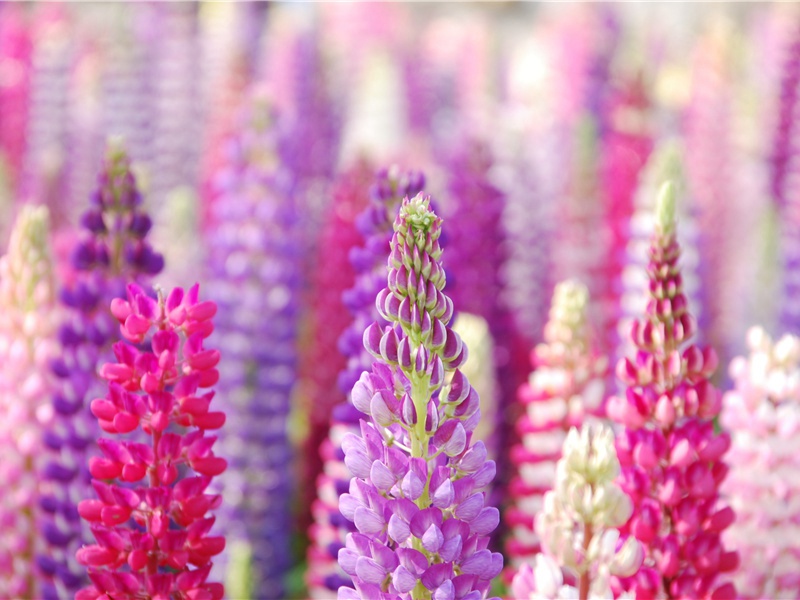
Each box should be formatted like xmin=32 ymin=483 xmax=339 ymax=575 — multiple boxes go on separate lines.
xmin=399 ymin=194 xmax=439 ymax=237
xmin=656 ymin=180 xmax=677 ymax=237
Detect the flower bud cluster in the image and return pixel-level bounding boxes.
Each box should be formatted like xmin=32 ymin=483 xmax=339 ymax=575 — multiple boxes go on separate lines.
xmin=308 ymin=167 xmax=425 ymax=597
xmin=721 ymin=327 xmax=800 ymax=598
xmin=338 ymin=194 xmax=503 ymax=599
xmin=75 ymin=283 xmax=226 ymax=600
xmin=40 ymin=145 xmax=163 ymax=599
xmin=507 ymin=280 xmax=607 ymax=565
xmin=514 ymin=424 xmax=642 ymax=600
xmin=607 ymin=183 xmax=738 ymax=599
xmin=205 ymin=92 xmax=300 ymax=597
xmin=0 ymin=206 xmax=59 ymax=599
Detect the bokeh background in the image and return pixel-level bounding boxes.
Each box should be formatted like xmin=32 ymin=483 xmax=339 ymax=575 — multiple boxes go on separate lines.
xmin=0 ymin=2 xmax=798 ymax=598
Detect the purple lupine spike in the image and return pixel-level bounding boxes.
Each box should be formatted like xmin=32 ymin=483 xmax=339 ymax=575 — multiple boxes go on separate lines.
xmin=307 ymin=167 xmax=425 ymax=596
xmin=771 ymin=27 xmax=800 ymax=334
xmin=206 ymin=91 xmax=300 ymax=598
xmin=39 ymin=145 xmax=163 ymax=600
xmin=338 ymin=194 xmax=503 ymax=600
xmin=607 ymin=183 xmax=738 ymax=599
xmin=0 ymin=206 xmax=59 ymax=599
xmin=20 ymin=5 xmax=73 ymax=232
xmin=441 ymin=137 xmax=531 ymax=545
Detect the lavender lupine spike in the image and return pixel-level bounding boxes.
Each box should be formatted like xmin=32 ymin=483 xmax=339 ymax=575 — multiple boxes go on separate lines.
xmin=607 ymin=183 xmax=739 ymax=599
xmin=721 ymin=327 xmax=800 ymax=598
xmin=338 ymin=194 xmax=503 ymax=600
xmin=307 ymin=167 xmax=425 ymax=597
xmin=0 ymin=205 xmax=59 ymax=599
xmin=506 ymin=280 xmax=607 ymax=567
xmin=207 ymin=92 xmax=299 ymax=598
xmin=39 ymin=145 xmax=163 ymax=600
xmin=511 ymin=424 xmax=643 ymax=600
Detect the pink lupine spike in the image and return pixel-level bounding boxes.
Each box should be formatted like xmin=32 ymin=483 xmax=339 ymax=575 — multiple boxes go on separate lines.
xmin=610 ymin=182 xmax=737 ymax=599
xmin=76 ymin=285 xmax=225 ymax=599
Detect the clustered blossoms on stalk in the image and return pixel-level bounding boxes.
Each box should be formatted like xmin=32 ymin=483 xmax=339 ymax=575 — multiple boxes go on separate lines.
xmin=307 ymin=167 xmax=425 ymax=597
xmin=506 ymin=280 xmax=607 ymax=566
xmin=338 ymin=194 xmax=503 ymax=600
xmin=41 ymin=145 xmax=163 ymax=600
xmin=721 ymin=327 xmax=800 ymax=599
xmin=607 ymin=182 xmax=738 ymax=599
xmin=75 ymin=283 xmax=226 ymax=599
xmin=0 ymin=206 xmax=59 ymax=599
xmin=511 ymin=424 xmax=642 ymax=600
xmin=206 ymin=90 xmax=299 ymax=597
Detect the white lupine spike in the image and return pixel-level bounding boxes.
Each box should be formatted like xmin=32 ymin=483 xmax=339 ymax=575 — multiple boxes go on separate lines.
xmin=534 ymin=422 xmax=642 ymax=596
xmin=722 ymin=326 xmax=800 ymax=598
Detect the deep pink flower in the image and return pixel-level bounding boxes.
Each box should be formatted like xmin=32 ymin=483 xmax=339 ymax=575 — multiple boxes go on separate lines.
xmin=76 ymin=284 xmax=226 ymax=600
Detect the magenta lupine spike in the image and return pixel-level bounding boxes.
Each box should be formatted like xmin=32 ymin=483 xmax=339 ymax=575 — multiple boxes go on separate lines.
xmin=0 ymin=206 xmax=59 ymax=599
xmin=302 ymin=160 xmax=373 ymax=533
xmin=607 ymin=183 xmax=738 ymax=599
xmin=721 ymin=327 xmax=800 ymax=599
xmin=40 ymin=145 xmax=163 ymax=600
xmin=338 ymin=194 xmax=503 ymax=600
xmin=598 ymin=76 xmax=653 ymax=363
xmin=0 ymin=3 xmax=32 ymax=194
xmin=307 ymin=167 xmax=425 ymax=597
xmin=74 ymin=283 xmax=226 ymax=600
xmin=506 ymin=280 xmax=607 ymax=567
xmin=620 ymin=144 xmax=705 ymax=364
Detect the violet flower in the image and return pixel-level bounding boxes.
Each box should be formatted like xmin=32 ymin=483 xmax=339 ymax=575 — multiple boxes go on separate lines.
xmin=771 ymin=30 xmax=800 ymax=333
xmin=75 ymin=283 xmax=226 ymax=599
xmin=40 ymin=145 xmax=163 ymax=600
xmin=0 ymin=205 xmax=59 ymax=599
xmin=307 ymin=167 xmax=425 ymax=596
xmin=206 ymin=92 xmax=300 ymax=597
xmin=607 ymin=182 xmax=738 ymax=599
xmin=506 ymin=280 xmax=607 ymax=567
xmin=721 ymin=327 xmax=800 ymax=598
xmin=338 ymin=194 xmax=503 ymax=599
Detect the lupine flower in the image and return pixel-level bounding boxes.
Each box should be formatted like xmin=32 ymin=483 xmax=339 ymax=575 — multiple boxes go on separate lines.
xmin=306 ymin=167 xmax=425 ymax=597
xmin=442 ymin=137 xmax=530 ymax=524
xmin=538 ymin=425 xmax=642 ymax=597
xmin=599 ymin=76 xmax=653 ymax=361
xmin=721 ymin=327 xmax=800 ymax=599
xmin=302 ymin=160 xmax=372 ymax=532
xmin=338 ymin=194 xmax=503 ymax=600
xmin=620 ymin=143 xmax=703 ymax=360
xmin=40 ymin=146 xmax=163 ymax=600
xmin=510 ymin=424 xmax=642 ymax=600
xmin=506 ymin=280 xmax=607 ymax=567
xmin=206 ymin=91 xmax=300 ymax=597
xmin=75 ymin=283 xmax=226 ymax=600
xmin=771 ymin=27 xmax=800 ymax=334
xmin=0 ymin=205 xmax=59 ymax=599
xmin=607 ymin=182 xmax=738 ymax=599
